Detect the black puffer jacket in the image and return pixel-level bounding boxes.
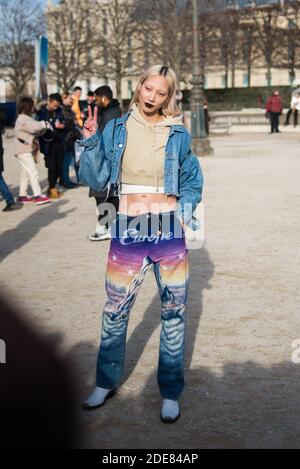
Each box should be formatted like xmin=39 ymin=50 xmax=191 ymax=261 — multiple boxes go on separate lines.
xmin=62 ymin=105 xmax=81 ymax=152
xmin=98 ymin=99 xmax=122 ymax=134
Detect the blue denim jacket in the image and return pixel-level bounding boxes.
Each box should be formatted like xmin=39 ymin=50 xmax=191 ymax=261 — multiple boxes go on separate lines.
xmin=78 ymin=112 xmax=204 ymax=230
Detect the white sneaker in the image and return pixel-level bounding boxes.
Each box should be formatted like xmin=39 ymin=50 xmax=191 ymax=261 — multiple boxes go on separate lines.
xmin=88 ymin=228 xmax=111 ymax=241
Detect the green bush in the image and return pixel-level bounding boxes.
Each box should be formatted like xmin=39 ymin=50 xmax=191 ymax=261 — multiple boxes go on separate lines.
xmin=182 ymin=86 xmax=294 ymax=111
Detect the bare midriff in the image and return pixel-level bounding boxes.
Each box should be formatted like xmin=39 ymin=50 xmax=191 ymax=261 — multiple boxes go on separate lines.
xmin=119 ymin=193 xmax=177 ymax=216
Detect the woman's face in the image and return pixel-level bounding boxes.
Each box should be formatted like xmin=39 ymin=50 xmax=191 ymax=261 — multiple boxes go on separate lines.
xmin=139 ymin=75 xmax=169 ymax=116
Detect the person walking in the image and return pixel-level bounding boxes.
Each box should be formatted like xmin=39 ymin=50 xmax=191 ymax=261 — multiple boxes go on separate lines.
xmin=266 ymin=90 xmax=283 ymax=134
xmin=82 ymin=91 xmax=96 ymax=123
xmin=203 ymin=100 xmax=211 ymax=136
xmin=79 ymin=65 xmax=204 ymax=423
xmin=0 ymin=112 xmax=20 ymax=212
xmin=87 ymin=86 xmax=122 ymax=241
xmin=284 ymin=92 xmax=300 ymax=127
xmin=14 ymin=97 xmax=51 ymax=205
xmin=72 ymin=86 xmax=83 ymax=128
xmin=36 ymin=93 xmax=66 ymax=199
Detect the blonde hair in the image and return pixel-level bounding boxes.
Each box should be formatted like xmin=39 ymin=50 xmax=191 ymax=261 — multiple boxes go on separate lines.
xmin=129 ymin=64 xmax=181 ymax=117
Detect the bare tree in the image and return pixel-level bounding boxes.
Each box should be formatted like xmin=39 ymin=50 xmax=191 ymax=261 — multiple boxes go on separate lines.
xmin=215 ymin=11 xmax=231 ymax=88
xmin=280 ymin=0 xmax=300 ymax=85
xmin=255 ymin=4 xmax=282 ymax=88
xmin=0 ymin=0 xmax=44 ymax=101
xmin=240 ymin=7 xmax=260 ymax=87
xmin=93 ymin=0 xmax=143 ymax=100
xmin=215 ymin=4 xmax=242 ymax=89
xmin=138 ymin=0 xmax=193 ymax=86
xmin=192 ymin=0 xmax=219 ymax=90
xmin=46 ymin=0 xmax=100 ymax=93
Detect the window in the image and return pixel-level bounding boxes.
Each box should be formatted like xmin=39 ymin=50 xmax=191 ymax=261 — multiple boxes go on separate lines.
xmin=265 ymin=72 xmax=272 ymax=86
xmin=103 ymin=47 xmax=108 ymax=66
xmin=289 ymin=71 xmax=295 ymax=86
xmin=127 ymin=80 xmax=133 ymax=99
xmin=127 ymin=52 xmax=133 ymax=69
xmin=243 ymin=73 xmax=249 ymax=87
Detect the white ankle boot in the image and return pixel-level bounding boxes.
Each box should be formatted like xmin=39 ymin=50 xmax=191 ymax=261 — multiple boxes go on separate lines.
xmin=160 ymin=399 xmax=180 ymax=423
xmin=82 ymin=387 xmax=116 ymax=410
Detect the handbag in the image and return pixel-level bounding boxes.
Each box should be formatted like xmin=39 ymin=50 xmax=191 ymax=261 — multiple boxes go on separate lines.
xmin=17 ymin=137 xmax=41 ymax=163
xmin=32 ymin=138 xmax=40 ymax=157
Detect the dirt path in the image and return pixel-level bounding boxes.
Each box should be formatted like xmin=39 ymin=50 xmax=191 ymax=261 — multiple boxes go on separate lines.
xmin=1 ymin=131 xmax=299 ymax=449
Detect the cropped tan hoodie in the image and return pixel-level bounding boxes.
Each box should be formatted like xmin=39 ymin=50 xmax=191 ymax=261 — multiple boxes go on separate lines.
xmin=121 ymin=103 xmax=184 ymax=189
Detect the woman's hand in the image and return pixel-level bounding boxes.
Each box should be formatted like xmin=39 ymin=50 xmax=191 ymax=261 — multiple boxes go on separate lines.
xmin=83 ymin=105 xmax=98 ymax=139
xmin=55 ymin=119 xmax=65 ymax=130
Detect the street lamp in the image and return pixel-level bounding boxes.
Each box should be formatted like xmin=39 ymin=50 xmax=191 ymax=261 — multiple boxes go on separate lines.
xmin=190 ymin=0 xmax=213 ymax=156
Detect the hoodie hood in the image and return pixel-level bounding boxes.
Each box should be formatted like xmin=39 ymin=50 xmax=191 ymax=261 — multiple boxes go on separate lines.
xmin=121 ymin=103 xmax=183 ymax=189
xmin=131 ymin=103 xmax=183 ymax=127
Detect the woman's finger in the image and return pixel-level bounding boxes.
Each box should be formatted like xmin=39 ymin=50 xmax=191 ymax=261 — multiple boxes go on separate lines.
xmin=93 ymin=105 xmax=98 ymax=123
xmin=88 ymin=105 xmax=92 ymax=121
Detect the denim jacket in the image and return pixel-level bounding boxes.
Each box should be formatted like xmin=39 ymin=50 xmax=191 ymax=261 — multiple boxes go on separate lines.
xmin=78 ymin=112 xmax=204 ymax=230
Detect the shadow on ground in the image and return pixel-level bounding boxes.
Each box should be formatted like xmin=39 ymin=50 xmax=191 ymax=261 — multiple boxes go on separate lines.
xmin=40 ymin=245 xmax=300 ymax=449
xmin=0 ymin=200 xmax=74 ymax=262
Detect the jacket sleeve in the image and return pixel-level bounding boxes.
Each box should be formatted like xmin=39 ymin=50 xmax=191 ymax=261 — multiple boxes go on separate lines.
xmin=176 ymin=130 xmax=204 ymax=229
xmin=21 ymin=117 xmax=46 ymax=135
xmin=78 ymin=120 xmax=115 ymax=192
xmin=35 ymin=109 xmax=44 ymax=122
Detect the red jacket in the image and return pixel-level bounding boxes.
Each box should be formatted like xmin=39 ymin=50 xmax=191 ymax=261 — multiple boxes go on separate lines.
xmin=266 ymin=95 xmax=283 ymax=113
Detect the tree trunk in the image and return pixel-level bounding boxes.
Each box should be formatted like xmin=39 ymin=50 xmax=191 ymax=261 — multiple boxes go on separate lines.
xmin=231 ymin=61 xmax=235 ymax=89
xmin=116 ymin=73 xmax=122 ymax=102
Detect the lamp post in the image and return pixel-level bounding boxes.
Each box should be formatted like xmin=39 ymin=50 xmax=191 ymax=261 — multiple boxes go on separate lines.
xmin=190 ymin=0 xmax=213 ymax=156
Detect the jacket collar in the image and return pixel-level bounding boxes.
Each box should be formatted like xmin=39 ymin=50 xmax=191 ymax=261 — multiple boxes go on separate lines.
xmin=114 ymin=112 xmax=131 ymax=126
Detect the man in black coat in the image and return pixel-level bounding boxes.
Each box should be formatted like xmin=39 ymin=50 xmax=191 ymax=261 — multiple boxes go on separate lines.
xmin=88 ymin=86 xmax=122 ymax=241
xmin=36 ymin=93 xmax=66 ymax=199
xmin=0 ymin=112 xmax=20 ymax=212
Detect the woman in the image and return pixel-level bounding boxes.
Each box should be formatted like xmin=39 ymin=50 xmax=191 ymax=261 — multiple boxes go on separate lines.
xmin=14 ymin=97 xmax=51 ymax=205
xmin=79 ymin=65 xmax=204 ymax=423
xmin=1 ymin=111 xmax=20 ymax=211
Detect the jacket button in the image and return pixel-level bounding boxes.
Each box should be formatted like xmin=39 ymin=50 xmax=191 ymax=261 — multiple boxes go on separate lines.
xmin=118 ymin=144 xmax=123 ymax=148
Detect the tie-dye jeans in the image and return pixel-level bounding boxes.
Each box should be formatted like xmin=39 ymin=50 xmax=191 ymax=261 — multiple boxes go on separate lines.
xmin=96 ymin=211 xmax=189 ymax=400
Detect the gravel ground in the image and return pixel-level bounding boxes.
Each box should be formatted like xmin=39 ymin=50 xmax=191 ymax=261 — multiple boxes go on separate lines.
xmin=1 ymin=131 xmax=300 ymax=449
